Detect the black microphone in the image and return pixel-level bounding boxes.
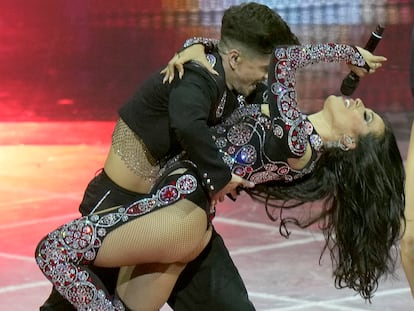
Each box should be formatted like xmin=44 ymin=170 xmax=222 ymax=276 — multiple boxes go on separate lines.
xmin=340 ymin=24 xmax=385 ymax=96
xmin=410 ymin=25 xmax=414 ymax=97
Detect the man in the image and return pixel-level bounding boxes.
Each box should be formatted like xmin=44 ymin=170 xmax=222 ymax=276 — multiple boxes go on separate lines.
xmin=39 ymin=2 xmax=299 ymax=310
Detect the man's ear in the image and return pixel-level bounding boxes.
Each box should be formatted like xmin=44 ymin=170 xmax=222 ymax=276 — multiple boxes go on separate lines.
xmin=228 ymin=49 xmax=240 ymax=69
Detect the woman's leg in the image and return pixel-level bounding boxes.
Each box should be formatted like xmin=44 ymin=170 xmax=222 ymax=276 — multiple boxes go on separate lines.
xmin=94 ymin=200 xmax=210 ymax=266
xmin=117 ymin=263 xmax=186 ymax=311
xmin=35 ymin=163 xmax=210 ymax=310
xmin=115 ymin=224 xmax=212 ymax=311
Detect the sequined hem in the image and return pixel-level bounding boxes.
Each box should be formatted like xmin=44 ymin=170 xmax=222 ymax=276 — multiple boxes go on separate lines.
xmin=111 ymin=118 xmax=160 ymax=183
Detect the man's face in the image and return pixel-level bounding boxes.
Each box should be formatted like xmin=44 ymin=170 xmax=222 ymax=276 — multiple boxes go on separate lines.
xmin=231 ymin=52 xmax=270 ymax=96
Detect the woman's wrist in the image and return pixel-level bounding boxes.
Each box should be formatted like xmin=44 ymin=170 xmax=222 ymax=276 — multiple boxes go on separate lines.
xmin=182 ymin=37 xmax=219 ymax=53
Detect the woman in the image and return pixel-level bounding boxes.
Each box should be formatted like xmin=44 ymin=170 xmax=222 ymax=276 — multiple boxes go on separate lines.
xmin=176 ymin=41 xmax=405 ymax=301
xmin=35 ymin=42 xmax=405 ymax=310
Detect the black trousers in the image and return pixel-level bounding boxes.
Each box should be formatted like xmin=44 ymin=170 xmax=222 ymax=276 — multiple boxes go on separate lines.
xmin=39 ymin=170 xmax=255 ymax=311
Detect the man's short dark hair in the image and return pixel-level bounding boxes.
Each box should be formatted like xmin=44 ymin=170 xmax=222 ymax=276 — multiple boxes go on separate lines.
xmin=221 ymin=2 xmax=299 ymax=55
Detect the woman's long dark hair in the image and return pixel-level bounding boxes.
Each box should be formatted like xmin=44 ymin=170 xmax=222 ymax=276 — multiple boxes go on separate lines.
xmin=248 ymin=120 xmax=406 ymax=301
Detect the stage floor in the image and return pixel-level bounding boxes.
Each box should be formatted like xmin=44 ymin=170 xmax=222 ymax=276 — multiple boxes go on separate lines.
xmin=0 ymin=120 xmax=413 ymax=311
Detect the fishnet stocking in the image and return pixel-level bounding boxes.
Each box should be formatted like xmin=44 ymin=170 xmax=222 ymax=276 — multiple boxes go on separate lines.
xmin=116 ymin=263 xmax=187 ymax=311
xmin=111 ymin=222 xmax=212 ymax=310
xmin=94 ymin=200 xmax=211 ymax=267
xmin=93 ymin=186 xmax=212 ymax=310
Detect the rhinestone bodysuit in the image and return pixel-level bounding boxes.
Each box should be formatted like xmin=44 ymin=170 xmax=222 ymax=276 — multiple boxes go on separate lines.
xmin=211 ymin=43 xmax=365 ymax=184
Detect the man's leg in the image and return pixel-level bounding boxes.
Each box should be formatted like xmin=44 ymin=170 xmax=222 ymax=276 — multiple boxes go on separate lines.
xmin=167 ymin=228 xmax=255 ymax=311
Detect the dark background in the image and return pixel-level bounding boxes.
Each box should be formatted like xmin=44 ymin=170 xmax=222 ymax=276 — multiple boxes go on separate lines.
xmin=0 ymin=0 xmax=413 ymax=121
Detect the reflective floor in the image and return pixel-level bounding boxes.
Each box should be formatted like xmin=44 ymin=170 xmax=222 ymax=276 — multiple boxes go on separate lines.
xmin=0 ymin=0 xmax=413 ymax=122
xmin=0 ymin=1 xmax=413 ymax=310
xmin=0 ymin=120 xmax=413 ymax=311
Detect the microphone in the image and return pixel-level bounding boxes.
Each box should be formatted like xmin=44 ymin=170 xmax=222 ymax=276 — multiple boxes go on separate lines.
xmin=340 ymin=24 xmax=385 ymax=96
xmin=411 ymin=26 xmax=414 ymax=97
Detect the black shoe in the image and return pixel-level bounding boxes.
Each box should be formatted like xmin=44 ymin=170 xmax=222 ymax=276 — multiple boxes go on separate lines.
xmin=39 ymin=288 xmax=75 ymax=311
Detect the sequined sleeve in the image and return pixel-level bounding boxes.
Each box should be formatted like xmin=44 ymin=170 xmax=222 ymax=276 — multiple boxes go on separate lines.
xmin=182 ymin=37 xmax=219 ymax=53
xmin=268 ymin=44 xmax=365 ymax=158
xmin=277 ymin=43 xmax=366 ymax=71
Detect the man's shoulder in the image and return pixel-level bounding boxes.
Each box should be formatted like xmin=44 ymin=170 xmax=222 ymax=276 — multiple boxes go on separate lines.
xmin=181 ymin=56 xmax=225 ymax=98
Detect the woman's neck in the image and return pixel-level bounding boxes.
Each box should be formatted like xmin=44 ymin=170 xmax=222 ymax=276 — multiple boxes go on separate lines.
xmin=308 ymin=111 xmax=335 ymax=143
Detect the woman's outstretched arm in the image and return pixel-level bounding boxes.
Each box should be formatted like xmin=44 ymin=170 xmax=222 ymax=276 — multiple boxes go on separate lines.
xmin=402 ymin=121 xmax=414 ymax=298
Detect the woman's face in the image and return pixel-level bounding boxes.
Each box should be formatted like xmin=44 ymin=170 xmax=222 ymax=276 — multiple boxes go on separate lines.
xmin=323 ymin=95 xmax=385 ymax=139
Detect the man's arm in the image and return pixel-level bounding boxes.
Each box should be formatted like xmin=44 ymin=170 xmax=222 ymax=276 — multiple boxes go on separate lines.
xmin=401 ymin=122 xmax=414 ymax=297
xmin=168 ymin=66 xmax=253 ymax=200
